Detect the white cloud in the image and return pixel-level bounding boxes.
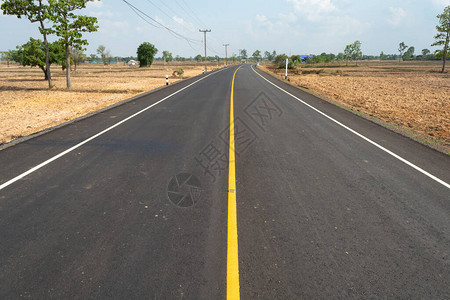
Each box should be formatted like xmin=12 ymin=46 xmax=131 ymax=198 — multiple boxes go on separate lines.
xmin=287 ymin=0 xmax=336 ymax=21
xmin=172 ymin=16 xmax=195 ymax=32
xmin=433 ymin=0 xmax=450 ymax=7
xmin=86 ymin=0 xmax=103 ymax=8
xmin=255 ymin=14 xmax=268 ymax=22
xmin=278 ymin=12 xmax=298 ymax=23
xmin=387 ymin=7 xmax=407 ymax=26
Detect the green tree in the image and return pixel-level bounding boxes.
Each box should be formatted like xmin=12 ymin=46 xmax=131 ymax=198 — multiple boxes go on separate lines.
xmin=96 ymin=45 xmax=108 ymax=65
xmin=137 ymin=42 xmax=158 ymax=67
xmin=344 ymin=44 xmax=352 ymax=65
xmin=403 ymin=46 xmax=415 ymax=60
xmin=1 ymin=0 xmax=54 ymax=87
xmin=264 ymin=51 xmax=271 ymax=61
xmin=252 ymin=50 xmax=261 ymax=61
xmin=194 ymin=54 xmax=203 ymax=62
xmin=11 ymin=38 xmax=66 ymax=79
xmin=71 ymin=47 xmax=86 ymax=71
xmin=48 ymin=0 xmax=98 ymax=89
xmin=351 ymin=41 xmax=362 ymax=64
xmin=274 ymin=54 xmax=293 ymax=69
xmin=162 ymin=50 xmax=173 ymax=63
xmin=432 ymin=5 xmax=450 ymax=72
xmin=422 ymin=49 xmax=431 ymax=56
xmin=336 ymin=52 xmax=345 ymax=61
xmin=398 ymin=42 xmax=408 ymax=61
xmin=240 ymin=49 xmax=247 ymax=59
xmin=0 ymin=51 xmax=13 ymax=67
xmin=380 ymin=51 xmax=387 ymax=60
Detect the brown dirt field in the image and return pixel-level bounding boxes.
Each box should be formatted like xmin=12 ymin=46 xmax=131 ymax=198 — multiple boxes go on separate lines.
xmin=261 ymin=62 xmax=450 ymax=151
xmin=0 ymin=61 xmax=213 ymax=145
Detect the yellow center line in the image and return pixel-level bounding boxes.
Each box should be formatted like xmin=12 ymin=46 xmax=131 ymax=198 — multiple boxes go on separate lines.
xmin=227 ymin=66 xmax=242 ymax=300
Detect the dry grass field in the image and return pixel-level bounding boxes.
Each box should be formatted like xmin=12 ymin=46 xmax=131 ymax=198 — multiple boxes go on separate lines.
xmin=0 ymin=61 xmax=214 ymax=145
xmin=261 ymin=61 xmax=450 ymax=151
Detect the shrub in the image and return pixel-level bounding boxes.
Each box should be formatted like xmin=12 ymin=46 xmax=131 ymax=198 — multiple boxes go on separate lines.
xmin=172 ymin=68 xmax=184 ymax=77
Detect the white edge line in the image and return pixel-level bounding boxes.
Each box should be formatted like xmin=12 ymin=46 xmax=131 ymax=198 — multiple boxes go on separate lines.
xmin=251 ymin=65 xmax=450 ymax=190
xmin=0 ymin=68 xmax=227 ymax=191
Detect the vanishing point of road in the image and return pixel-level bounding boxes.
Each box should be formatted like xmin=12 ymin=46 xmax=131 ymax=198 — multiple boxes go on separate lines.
xmin=1 ymin=64 xmax=449 ymax=299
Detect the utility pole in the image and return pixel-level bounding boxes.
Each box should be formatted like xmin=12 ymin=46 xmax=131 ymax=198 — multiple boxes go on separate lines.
xmin=223 ymin=44 xmax=229 ymax=66
xmin=199 ymin=29 xmax=211 ymax=72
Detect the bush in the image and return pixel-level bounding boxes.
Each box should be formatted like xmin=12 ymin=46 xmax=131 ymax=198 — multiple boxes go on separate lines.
xmin=274 ymin=54 xmax=294 ymax=69
xmin=172 ymin=68 xmax=184 ymax=77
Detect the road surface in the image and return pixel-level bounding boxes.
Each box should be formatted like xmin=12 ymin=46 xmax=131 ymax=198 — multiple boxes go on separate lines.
xmin=1 ymin=64 xmax=449 ymax=299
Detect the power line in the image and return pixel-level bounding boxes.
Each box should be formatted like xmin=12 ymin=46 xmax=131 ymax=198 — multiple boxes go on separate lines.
xmin=122 ymin=0 xmax=202 ymax=47
xmin=179 ymin=0 xmax=207 ymax=29
xmin=145 ymin=0 xmax=196 ymax=34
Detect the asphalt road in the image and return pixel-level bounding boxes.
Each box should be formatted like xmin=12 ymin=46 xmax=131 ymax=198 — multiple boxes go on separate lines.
xmin=1 ymin=64 xmax=449 ymax=299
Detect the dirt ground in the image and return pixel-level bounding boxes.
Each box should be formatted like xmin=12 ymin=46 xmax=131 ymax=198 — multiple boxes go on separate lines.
xmin=0 ymin=61 xmax=214 ymax=145
xmin=261 ymin=62 xmax=450 ymax=150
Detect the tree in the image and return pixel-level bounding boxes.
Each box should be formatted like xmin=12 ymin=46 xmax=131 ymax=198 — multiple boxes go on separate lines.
xmin=398 ymin=42 xmax=408 ymax=61
xmin=49 ymin=0 xmax=98 ymax=89
xmin=344 ymin=44 xmax=352 ymax=65
xmin=336 ymin=52 xmax=345 ymax=61
xmin=137 ymin=42 xmax=158 ymax=67
xmin=264 ymin=51 xmax=271 ymax=61
xmin=71 ymin=47 xmax=86 ymax=71
xmin=162 ymin=50 xmax=173 ymax=63
xmin=1 ymin=0 xmax=54 ymax=87
xmin=0 ymin=51 xmax=13 ymax=67
xmin=403 ymin=46 xmax=415 ymax=60
xmin=432 ymin=5 xmax=450 ymax=72
xmin=422 ymin=49 xmax=431 ymax=56
xmin=351 ymin=41 xmax=362 ymax=64
xmin=252 ymin=50 xmax=261 ymax=61
xmin=240 ymin=49 xmax=247 ymax=59
xmin=97 ymin=45 xmax=107 ymax=64
xmin=274 ymin=54 xmax=293 ymax=69
xmin=194 ymin=54 xmax=203 ymax=62
xmin=11 ymin=38 xmax=65 ymax=79
xmin=380 ymin=51 xmax=387 ymax=60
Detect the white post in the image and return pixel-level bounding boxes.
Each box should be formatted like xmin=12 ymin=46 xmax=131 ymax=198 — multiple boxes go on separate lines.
xmin=285 ymin=58 xmax=288 ymax=80
xmin=166 ymin=75 xmax=169 ymax=85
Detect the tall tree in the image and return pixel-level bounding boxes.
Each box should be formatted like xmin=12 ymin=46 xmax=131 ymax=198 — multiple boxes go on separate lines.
xmin=351 ymin=40 xmax=362 ymax=64
xmin=252 ymin=50 xmax=261 ymax=61
xmin=403 ymin=46 xmax=415 ymax=60
xmin=49 ymin=0 xmax=98 ymax=89
xmin=432 ymin=5 xmax=450 ymax=72
xmin=240 ymin=49 xmax=247 ymax=59
xmin=1 ymin=0 xmax=53 ymax=87
xmin=71 ymin=47 xmax=86 ymax=71
xmin=97 ymin=45 xmax=106 ymax=64
xmin=137 ymin=42 xmax=158 ymax=67
xmin=398 ymin=42 xmax=408 ymax=62
xmin=344 ymin=44 xmax=352 ymax=65
xmin=0 ymin=51 xmax=12 ymax=67
xmin=162 ymin=50 xmax=173 ymax=63
xmin=194 ymin=54 xmax=203 ymax=62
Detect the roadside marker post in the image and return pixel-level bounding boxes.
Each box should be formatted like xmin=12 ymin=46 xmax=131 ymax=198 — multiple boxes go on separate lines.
xmin=166 ymin=75 xmax=169 ymax=85
xmin=285 ymin=58 xmax=288 ymax=80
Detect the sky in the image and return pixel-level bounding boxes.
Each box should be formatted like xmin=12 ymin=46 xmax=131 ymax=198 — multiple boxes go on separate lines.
xmin=1 ymin=0 xmax=450 ymax=58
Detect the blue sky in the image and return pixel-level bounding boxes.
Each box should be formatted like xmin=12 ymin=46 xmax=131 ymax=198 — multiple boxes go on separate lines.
xmin=1 ymin=0 xmax=449 ymax=58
